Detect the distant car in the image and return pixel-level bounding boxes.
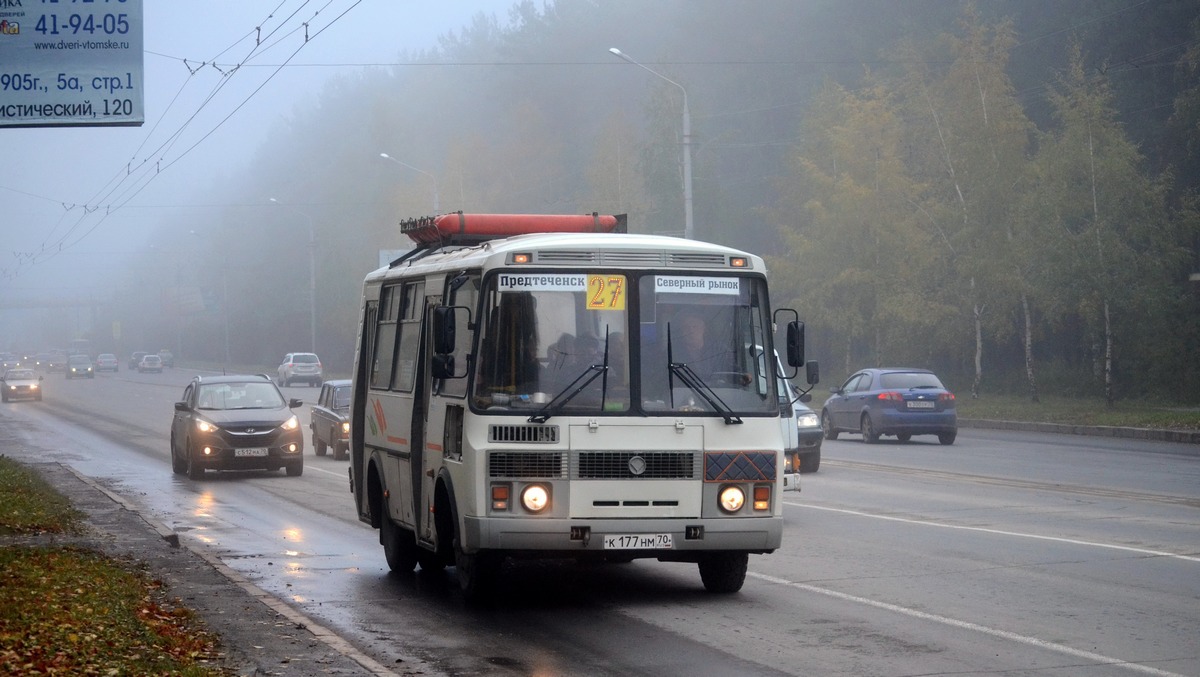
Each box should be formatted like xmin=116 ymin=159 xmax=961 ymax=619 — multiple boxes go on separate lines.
xmin=1 ymin=368 xmax=43 ymax=402
xmin=138 ymin=354 xmax=163 ymax=373
xmin=821 ymin=368 xmax=957 ymax=445
xmin=310 ymin=379 xmax=351 ymax=460
xmin=33 ymin=353 xmax=53 ymax=370
xmin=65 ymin=354 xmax=95 ymax=379
xmin=785 ymin=389 xmax=823 ymax=473
xmin=129 ymin=351 xmax=149 ymax=370
xmin=277 ymin=352 xmax=323 ymax=387
xmin=95 ymin=353 xmax=119 ymax=372
xmin=170 ymin=374 xmax=304 ymax=479
xmin=47 ymin=353 xmax=68 ymax=373
xmin=0 ymin=353 xmax=19 ymax=371
xmin=158 ymin=349 xmax=175 ymax=368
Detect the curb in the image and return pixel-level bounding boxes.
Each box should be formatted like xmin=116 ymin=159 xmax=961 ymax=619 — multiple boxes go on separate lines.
xmin=958 ymin=418 xmax=1200 ymax=446
xmin=59 ymin=465 xmax=409 ymax=677
xmin=67 ymin=467 xmax=182 ymax=548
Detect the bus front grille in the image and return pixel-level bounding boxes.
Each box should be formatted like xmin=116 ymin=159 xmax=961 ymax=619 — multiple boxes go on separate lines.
xmin=489 ymin=451 xmax=567 ymax=479
xmin=576 ymin=451 xmax=698 ymax=480
xmin=490 ymin=424 xmax=559 ymax=443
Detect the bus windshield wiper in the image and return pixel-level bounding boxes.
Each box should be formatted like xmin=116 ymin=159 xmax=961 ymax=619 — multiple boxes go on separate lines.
xmin=666 ymin=324 xmax=742 ymax=425
xmin=528 ymin=330 xmax=611 ymax=424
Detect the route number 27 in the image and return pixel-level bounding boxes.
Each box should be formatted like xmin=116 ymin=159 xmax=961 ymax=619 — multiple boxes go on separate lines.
xmin=587 ymin=275 xmax=626 ymax=310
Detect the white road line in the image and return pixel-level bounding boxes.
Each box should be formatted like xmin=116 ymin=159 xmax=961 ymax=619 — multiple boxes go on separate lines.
xmin=784 ymin=501 xmax=1200 ymax=563
xmin=749 ymin=572 xmax=1188 ymax=677
xmin=307 ymin=465 xmax=346 ymax=478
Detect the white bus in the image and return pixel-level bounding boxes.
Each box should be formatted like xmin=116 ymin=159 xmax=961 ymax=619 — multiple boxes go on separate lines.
xmin=349 ymin=212 xmax=816 ymax=599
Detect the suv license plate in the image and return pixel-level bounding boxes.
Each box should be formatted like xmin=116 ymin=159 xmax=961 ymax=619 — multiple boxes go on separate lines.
xmin=603 ymin=534 xmax=673 ymax=549
xmin=234 ymin=448 xmax=269 ymax=457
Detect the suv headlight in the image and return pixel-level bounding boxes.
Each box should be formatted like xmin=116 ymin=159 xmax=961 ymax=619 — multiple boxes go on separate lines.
xmin=281 ymin=415 xmax=300 ymax=431
xmin=195 ymin=419 xmax=218 ymax=433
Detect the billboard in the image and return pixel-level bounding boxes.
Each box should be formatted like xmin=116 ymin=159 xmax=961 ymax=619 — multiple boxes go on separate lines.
xmin=0 ymin=0 xmax=143 ymax=128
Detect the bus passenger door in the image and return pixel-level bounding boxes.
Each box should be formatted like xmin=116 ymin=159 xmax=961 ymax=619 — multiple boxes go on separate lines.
xmin=415 ymin=294 xmax=446 ymax=545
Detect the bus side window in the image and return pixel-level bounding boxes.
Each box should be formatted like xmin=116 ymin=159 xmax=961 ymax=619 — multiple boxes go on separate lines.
xmin=371 ymin=287 xmax=399 ymax=389
xmin=478 ymin=292 xmax=539 ymax=395
xmin=438 ymin=273 xmax=479 ymax=398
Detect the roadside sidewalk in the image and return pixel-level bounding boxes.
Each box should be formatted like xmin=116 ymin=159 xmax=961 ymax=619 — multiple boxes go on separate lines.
xmin=15 ymin=461 xmax=402 ymax=677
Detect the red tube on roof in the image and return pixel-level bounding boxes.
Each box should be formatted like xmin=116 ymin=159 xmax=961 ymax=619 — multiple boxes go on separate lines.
xmin=401 ymin=212 xmax=627 ymax=245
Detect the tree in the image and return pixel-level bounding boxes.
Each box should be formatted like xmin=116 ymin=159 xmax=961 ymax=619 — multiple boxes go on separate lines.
xmin=581 ymin=111 xmax=649 ymax=226
xmin=1033 ymin=43 xmax=1184 ymax=405
xmin=894 ymin=4 xmax=1035 ymax=399
xmin=769 ymin=78 xmax=945 ymax=376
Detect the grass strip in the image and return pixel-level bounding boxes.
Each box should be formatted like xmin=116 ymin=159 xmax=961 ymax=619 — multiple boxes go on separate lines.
xmin=0 ymin=456 xmax=226 ymax=675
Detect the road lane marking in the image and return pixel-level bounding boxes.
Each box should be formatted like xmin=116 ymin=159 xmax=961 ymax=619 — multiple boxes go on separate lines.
xmin=783 ymin=501 xmax=1200 ymax=563
xmin=307 ymin=465 xmax=346 ymax=478
xmin=749 ymin=571 xmax=1188 ymax=676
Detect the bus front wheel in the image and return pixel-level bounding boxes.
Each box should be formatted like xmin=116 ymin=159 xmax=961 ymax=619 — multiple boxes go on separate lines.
xmin=455 ymin=542 xmax=500 ymax=602
xmin=698 ymin=552 xmax=748 ymax=593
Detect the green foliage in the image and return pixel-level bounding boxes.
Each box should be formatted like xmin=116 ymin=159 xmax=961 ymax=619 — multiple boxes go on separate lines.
xmin=771 ymin=6 xmax=1198 ymax=402
xmin=955 ymin=393 xmax=1200 ymax=430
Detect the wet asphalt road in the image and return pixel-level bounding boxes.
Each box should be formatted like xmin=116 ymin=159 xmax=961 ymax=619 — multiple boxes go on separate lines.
xmin=3 ymin=366 xmax=1198 ymax=676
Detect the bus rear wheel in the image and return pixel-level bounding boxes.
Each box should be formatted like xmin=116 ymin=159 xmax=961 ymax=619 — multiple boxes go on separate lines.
xmin=698 ymin=552 xmax=748 ymax=593
xmin=380 ymin=508 xmax=419 ymax=573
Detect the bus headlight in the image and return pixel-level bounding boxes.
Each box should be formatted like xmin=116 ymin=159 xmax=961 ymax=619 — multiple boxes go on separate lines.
xmin=521 ymin=484 xmax=550 ymax=513
xmin=718 ymin=485 xmax=745 ymax=513
xmin=341 ymin=421 xmax=350 ymax=434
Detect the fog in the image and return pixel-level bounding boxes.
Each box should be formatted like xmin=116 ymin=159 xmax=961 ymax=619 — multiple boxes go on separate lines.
xmin=2 ymin=1 xmax=1196 ymax=399
xmin=1 ymin=0 xmax=514 ymax=360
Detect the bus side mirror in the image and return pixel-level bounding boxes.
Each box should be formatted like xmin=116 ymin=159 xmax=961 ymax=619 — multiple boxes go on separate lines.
xmin=432 ymin=306 xmax=456 ymax=355
xmin=432 ymin=353 xmax=455 ymax=379
xmin=806 ymin=360 xmax=820 ymax=386
xmin=786 ymin=321 xmax=805 ymax=367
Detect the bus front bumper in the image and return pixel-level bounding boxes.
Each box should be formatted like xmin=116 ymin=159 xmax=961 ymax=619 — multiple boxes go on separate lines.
xmin=462 ymin=515 xmax=783 ymax=557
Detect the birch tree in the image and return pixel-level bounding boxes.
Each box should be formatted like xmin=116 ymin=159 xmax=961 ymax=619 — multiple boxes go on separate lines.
xmin=769 ymin=79 xmax=942 ymax=376
xmin=895 ymin=5 xmax=1034 ymax=398
xmin=1034 ymin=44 xmax=1181 ymax=405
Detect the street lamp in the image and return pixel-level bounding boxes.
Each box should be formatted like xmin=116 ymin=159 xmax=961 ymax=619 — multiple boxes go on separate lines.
xmin=609 ymin=47 xmax=693 ymax=240
xmin=188 ymin=230 xmax=230 ymax=367
xmin=379 ymin=153 xmax=440 ymax=213
xmin=269 ymin=198 xmax=316 ymax=354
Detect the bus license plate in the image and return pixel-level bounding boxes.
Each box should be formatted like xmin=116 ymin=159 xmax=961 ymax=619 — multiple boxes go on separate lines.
xmin=234 ymin=447 xmax=269 ymax=457
xmin=603 ymin=534 xmax=673 ymax=549
xmin=907 ymin=401 xmax=935 ymax=409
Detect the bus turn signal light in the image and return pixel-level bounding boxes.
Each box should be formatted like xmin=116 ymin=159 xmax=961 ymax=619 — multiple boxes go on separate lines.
xmin=753 ymin=485 xmax=771 ymax=511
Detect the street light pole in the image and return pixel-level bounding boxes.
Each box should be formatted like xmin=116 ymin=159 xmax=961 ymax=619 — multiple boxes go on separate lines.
xmin=609 ymin=47 xmax=693 ymax=240
xmin=269 ymin=198 xmax=316 ymax=354
xmin=379 ymin=153 xmax=440 ymax=213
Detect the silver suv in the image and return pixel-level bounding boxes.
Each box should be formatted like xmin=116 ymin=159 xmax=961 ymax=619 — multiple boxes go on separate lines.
xmin=277 ymin=352 xmax=323 ymax=387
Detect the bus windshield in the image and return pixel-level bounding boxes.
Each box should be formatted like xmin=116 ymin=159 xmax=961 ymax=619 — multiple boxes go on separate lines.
xmin=471 ymin=272 xmax=776 ymax=417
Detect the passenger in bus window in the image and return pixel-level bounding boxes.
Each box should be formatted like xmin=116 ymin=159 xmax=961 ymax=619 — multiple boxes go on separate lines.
xmin=674 ymin=311 xmax=750 ymax=386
